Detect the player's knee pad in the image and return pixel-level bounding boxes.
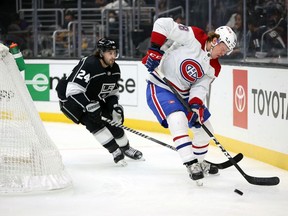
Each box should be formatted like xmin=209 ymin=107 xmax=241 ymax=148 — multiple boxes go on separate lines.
xmin=81 ymin=114 xmax=104 ymax=133
xmin=167 ymin=111 xmax=189 ymax=137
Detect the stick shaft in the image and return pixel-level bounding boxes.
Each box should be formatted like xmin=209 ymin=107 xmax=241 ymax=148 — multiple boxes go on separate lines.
xmin=101 ymin=117 xmax=176 ymax=151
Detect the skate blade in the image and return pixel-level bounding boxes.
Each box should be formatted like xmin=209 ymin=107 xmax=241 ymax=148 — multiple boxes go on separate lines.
xmin=196 ymin=180 xmax=203 ymax=186
xmin=117 ymin=159 xmax=128 ymax=167
xmin=189 ymin=174 xmax=204 ymax=186
xmin=125 ymin=155 xmax=145 ymax=161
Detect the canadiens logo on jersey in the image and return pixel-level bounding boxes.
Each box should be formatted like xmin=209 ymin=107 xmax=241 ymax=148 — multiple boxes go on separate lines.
xmin=180 ymin=59 xmax=204 ymax=83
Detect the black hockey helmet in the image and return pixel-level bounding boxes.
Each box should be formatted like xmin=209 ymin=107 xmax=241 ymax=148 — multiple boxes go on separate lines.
xmin=97 ymin=38 xmax=118 ymax=52
xmin=96 ymin=38 xmax=119 ymax=58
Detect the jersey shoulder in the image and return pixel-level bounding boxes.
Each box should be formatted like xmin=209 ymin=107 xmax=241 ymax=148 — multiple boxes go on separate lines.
xmin=84 ymin=55 xmax=101 ymax=67
xmin=191 ymin=27 xmax=208 ymax=50
xmin=210 ymin=59 xmax=221 ymax=77
xmin=111 ymin=62 xmax=120 ymax=73
xmin=82 ymin=55 xmax=104 ymax=75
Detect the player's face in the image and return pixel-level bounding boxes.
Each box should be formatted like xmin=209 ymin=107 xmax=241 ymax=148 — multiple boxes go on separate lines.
xmin=102 ymin=49 xmax=119 ymax=67
xmin=211 ymin=42 xmax=229 ymax=59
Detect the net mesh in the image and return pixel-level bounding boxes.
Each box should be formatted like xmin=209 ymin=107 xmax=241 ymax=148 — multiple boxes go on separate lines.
xmin=0 ymin=51 xmax=72 ymax=193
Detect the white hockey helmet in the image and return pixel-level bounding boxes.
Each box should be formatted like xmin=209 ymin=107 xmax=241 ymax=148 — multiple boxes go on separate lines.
xmin=215 ymin=26 xmax=237 ymax=55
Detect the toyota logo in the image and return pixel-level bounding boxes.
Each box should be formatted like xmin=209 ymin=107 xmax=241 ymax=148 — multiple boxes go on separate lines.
xmin=235 ymin=85 xmax=246 ymax=112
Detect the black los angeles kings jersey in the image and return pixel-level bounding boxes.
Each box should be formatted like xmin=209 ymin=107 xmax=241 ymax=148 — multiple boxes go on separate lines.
xmin=66 ymin=55 xmax=121 ymax=107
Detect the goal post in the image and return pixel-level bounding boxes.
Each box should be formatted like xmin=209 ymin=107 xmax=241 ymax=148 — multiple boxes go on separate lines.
xmin=0 ymin=44 xmax=72 ymax=193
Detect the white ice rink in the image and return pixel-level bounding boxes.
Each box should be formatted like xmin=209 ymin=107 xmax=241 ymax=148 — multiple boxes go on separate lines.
xmin=1 ymin=122 xmax=288 ymax=216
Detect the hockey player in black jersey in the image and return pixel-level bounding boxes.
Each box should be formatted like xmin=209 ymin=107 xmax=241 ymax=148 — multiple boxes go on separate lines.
xmin=56 ymin=38 xmax=143 ymax=166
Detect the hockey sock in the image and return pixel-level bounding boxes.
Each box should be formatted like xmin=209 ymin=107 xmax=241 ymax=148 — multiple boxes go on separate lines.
xmin=93 ymin=127 xmax=119 ymax=153
xmin=167 ymin=111 xmax=196 ymax=163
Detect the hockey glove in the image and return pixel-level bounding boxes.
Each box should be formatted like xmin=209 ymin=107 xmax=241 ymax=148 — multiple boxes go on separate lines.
xmin=142 ymin=47 xmax=164 ymax=72
xmin=187 ymin=103 xmax=211 ymax=128
xmin=112 ymin=104 xmax=124 ymax=124
xmin=86 ymin=101 xmax=102 ymax=124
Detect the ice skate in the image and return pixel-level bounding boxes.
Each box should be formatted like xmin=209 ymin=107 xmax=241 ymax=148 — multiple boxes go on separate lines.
xmin=200 ymin=161 xmax=219 ymax=176
xmin=120 ymin=144 xmax=144 ymax=161
xmin=112 ymin=148 xmax=127 ymax=167
xmin=184 ymin=159 xmax=204 ymax=186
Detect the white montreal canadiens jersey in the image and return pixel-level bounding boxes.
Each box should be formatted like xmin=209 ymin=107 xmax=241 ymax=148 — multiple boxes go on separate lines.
xmin=148 ymin=22 xmax=216 ymax=102
xmin=149 ymin=45 xmax=214 ymax=102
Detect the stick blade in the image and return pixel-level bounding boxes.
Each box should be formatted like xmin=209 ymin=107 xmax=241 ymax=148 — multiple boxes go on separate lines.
xmin=246 ymin=176 xmax=280 ymax=186
xmin=206 ymin=153 xmax=244 ymax=169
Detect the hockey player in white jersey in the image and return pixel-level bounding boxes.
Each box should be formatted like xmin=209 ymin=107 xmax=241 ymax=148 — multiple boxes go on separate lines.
xmin=142 ymin=18 xmax=237 ymax=183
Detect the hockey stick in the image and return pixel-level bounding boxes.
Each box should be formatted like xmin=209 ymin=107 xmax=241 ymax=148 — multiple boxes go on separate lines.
xmin=102 ymin=117 xmax=176 ymax=151
xmin=101 ymin=116 xmax=243 ymax=169
xmin=155 ymin=68 xmax=280 ymax=186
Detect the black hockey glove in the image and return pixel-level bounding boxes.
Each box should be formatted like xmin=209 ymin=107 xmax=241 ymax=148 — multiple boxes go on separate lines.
xmin=112 ymin=104 xmax=124 ymax=124
xmin=86 ymin=101 xmax=102 ymax=124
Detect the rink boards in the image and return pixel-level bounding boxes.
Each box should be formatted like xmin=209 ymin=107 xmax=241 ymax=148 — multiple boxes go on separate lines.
xmin=23 ymin=59 xmax=288 ymax=170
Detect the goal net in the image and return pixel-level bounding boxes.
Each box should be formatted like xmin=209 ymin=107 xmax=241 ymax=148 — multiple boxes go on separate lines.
xmin=0 ymin=45 xmax=72 ymax=193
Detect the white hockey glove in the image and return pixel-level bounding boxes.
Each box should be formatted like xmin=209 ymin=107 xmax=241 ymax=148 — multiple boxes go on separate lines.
xmin=112 ymin=104 xmax=124 ymax=124
xmin=0 ymin=43 xmax=9 ymax=59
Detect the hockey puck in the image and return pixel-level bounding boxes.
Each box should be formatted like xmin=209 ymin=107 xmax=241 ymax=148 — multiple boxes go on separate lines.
xmin=234 ymin=189 xmax=243 ymax=196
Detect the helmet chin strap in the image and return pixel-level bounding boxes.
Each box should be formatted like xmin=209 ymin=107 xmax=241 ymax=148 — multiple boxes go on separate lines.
xmin=207 ymin=41 xmax=218 ymax=57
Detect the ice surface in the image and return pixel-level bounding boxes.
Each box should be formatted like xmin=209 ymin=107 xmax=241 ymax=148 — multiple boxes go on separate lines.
xmin=0 ymin=122 xmax=287 ymax=216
